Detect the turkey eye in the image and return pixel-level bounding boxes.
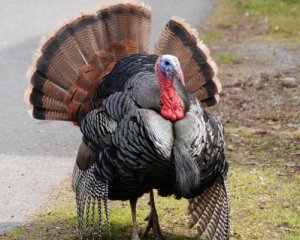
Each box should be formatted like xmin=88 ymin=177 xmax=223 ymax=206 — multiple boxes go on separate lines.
xmin=165 ymin=60 xmax=170 ymax=66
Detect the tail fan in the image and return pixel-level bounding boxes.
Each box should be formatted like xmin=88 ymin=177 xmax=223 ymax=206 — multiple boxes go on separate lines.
xmin=154 ymin=17 xmax=221 ymax=107
xmin=188 ymin=175 xmax=230 ymax=239
xmin=25 ymin=2 xmax=151 ymax=123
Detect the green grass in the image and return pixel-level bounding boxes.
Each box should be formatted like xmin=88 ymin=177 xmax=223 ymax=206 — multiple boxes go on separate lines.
xmin=201 ymin=0 xmax=300 ymax=44
xmin=226 ymin=128 xmax=300 ymax=239
xmin=5 ymin=182 xmax=196 ymax=240
xmin=233 ymin=0 xmax=300 ymax=37
xmin=201 ymin=31 xmax=225 ymax=45
xmin=216 ymin=52 xmax=240 ymax=65
xmin=230 ymin=165 xmax=300 ymax=240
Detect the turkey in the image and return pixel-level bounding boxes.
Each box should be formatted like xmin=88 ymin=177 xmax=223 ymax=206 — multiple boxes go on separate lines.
xmin=25 ymin=2 xmax=229 ymax=240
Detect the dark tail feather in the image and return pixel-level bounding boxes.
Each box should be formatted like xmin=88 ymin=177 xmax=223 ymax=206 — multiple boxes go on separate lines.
xmin=173 ymin=141 xmax=200 ymax=197
xmin=25 ymin=2 xmax=151 ymax=123
xmin=188 ymin=175 xmax=230 ymax=239
xmin=155 ymin=17 xmax=221 ymax=108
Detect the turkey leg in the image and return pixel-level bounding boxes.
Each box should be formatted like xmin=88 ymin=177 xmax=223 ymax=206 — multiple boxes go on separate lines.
xmin=130 ymin=198 xmax=140 ymax=240
xmin=143 ymin=190 xmax=164 ymax=240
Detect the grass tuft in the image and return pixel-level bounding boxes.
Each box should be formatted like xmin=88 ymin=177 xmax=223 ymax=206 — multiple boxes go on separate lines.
xmin=216 ymin=52 xmax=241 ymax=65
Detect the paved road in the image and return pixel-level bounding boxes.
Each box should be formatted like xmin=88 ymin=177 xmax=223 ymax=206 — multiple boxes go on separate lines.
xmin=0 ymin=0 xmax=215 ymax=234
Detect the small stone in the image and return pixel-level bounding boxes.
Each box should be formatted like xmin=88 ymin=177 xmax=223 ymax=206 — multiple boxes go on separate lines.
xmin=281 ymin=77 xmax=298 ymax=88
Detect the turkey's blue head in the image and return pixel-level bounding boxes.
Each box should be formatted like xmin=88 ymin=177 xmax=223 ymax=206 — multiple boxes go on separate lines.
xmin=155 ymin=55 xmax=185 ymax=122
xmin=158 ymin=55 xmax=185 ymax=86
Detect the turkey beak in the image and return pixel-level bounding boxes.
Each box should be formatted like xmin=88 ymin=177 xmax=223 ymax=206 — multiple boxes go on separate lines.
xmin=168 ymin=68 xmax=185 ymax=87
xmin=175 ymin=67 xmax=185 ymax=86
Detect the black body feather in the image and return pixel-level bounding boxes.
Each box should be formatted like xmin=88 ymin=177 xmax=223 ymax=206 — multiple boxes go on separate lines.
xmin=79 ymin=55 xmax=227 ymax=201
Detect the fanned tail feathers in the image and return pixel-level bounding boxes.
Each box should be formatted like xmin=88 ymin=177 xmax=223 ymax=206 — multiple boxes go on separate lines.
xmin=188 ymin=175 xmax=230 ymax=240
xmin=25 ymin=2 xmax=151 ymax=123
xmin=155 ymin=17 xmax=221 ymax=107
xmin=26 ymin=3 xmax=221 ymax=123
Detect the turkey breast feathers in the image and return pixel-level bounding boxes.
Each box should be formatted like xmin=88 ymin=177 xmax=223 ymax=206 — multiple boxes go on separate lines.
xmin=79 ymin=55 xmax=226 ymax=201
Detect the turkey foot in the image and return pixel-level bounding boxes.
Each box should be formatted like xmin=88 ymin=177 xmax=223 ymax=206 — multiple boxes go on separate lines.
xmin=142 ymin=190 xmax=164 ymax=240
xmin=130 ymin=198 xmax=140 ymax=240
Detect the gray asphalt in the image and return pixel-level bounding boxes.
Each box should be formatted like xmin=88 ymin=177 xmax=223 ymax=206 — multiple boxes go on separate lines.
xmin=0 ymin=0 xmax=215 ymax=234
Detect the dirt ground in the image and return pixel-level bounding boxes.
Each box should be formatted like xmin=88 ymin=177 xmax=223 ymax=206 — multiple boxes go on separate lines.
xmin=202 ymin=26 xmax=300 ymax=134
xmin=198 ymin=3 xmax=300 ymax=149
xmin=212 ymin=41 xmax=300 ymax=150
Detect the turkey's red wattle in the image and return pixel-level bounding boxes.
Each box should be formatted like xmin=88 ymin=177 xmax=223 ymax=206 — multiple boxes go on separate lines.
xmin=156 ymin=65 xmax=184 ymax=122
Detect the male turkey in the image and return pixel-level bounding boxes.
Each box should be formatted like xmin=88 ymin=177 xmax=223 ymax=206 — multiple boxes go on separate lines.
xmin=25 ymin=2 xmax=229 ymax=240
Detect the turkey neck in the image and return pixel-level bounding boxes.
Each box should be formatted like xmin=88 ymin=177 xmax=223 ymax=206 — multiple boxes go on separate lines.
xmin=156 ymin=69 xmax=187 ymax=122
